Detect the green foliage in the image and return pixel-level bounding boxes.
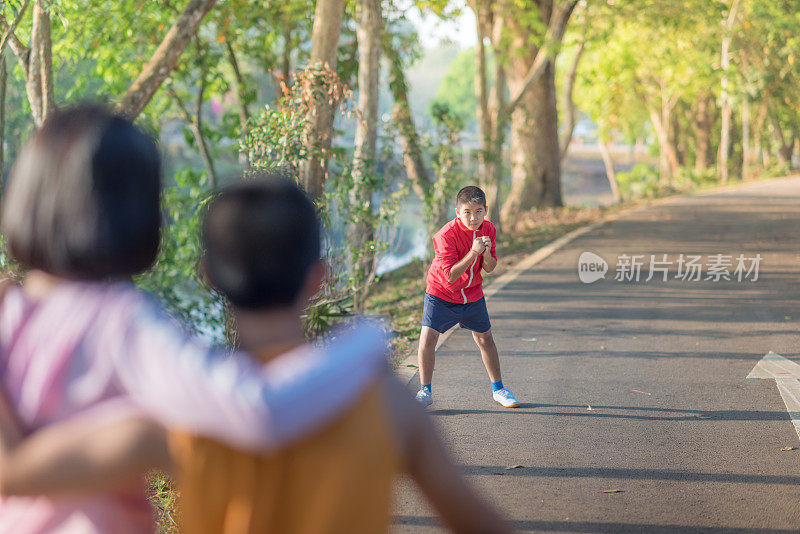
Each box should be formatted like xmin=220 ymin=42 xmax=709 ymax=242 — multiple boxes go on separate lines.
xmin=245 ymin=102 xmax=311 ymax=173
xmin=327 ymin=154 xmax=409 ymax=310
xmin=615 ymin=163 xmax=668 ymax=201
xmin=135 ymin=168 xmax=226 ymax=342
xmin=421 ymin=101 xmax=466 ymax=237
xmin=677 ymin=167 xmax=718 ymax=188
xmin=430 ymin=46 xmax=496 ymax=128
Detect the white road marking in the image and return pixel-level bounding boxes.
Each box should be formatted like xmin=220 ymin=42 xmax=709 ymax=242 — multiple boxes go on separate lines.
xmin=748 ymin=352 xmax=800 ymax=441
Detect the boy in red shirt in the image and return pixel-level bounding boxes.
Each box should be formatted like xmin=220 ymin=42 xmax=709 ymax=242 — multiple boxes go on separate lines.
xmin=416 ymin=186 xmax=520 ymax=408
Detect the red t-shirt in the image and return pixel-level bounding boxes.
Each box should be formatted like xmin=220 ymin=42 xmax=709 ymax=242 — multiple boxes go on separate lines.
xmin=425 ymin=218 xmax=497 ymax=304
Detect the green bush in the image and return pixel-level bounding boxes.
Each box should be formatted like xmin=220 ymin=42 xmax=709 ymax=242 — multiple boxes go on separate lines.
xmin=615 ymin=163 xmax=663 ymax=200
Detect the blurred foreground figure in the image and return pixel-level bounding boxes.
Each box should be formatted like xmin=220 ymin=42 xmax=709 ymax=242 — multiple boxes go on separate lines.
xmin=0 ymin=106 xmax=387 ymax=533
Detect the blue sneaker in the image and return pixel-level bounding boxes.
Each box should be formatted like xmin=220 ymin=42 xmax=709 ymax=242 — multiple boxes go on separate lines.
xmin=415 ymin=389 xmax=433 ymax=407
xmin=492 ymin=387 xmax=520 ymax=408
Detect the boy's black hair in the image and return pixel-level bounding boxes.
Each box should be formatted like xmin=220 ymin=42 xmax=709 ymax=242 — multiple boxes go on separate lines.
xmin=456 ymin=186 xmax=486 ymax=208
xmin=1 ymin=105 xmax=162 ymax=279
xmin=202 ymin=175 xmax=321 ymax=310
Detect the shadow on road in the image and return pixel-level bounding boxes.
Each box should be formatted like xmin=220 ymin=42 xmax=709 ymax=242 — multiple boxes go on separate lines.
xmin=393 ymin=515 xmax=799 ymax=533
xmin=430 ymin=404 xmax=792 ymax=422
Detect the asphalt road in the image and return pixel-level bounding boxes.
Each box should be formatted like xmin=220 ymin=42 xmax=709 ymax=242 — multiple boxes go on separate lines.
xmin=392 ymin=176 xmax=800 ymax=533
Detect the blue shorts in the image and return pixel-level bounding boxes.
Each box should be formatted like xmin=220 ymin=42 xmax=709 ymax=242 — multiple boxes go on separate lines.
xmin=422 ymin=293 xmax=491 ymax=334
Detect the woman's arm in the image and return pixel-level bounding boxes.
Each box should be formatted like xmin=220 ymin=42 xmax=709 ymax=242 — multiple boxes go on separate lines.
xmin=0 ymin=398 xmax=171 ymax=497
xmin=113 ymin=298 xmax=390 ymax=452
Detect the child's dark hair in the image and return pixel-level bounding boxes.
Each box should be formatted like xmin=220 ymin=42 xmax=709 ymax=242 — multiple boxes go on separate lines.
xmin=456 ymin=186 xmax=486 ymax=207
xmin=1 ymin=105 xmax=162 ymax=279
xmin=202 ymin=175 xmax=321 ymax=310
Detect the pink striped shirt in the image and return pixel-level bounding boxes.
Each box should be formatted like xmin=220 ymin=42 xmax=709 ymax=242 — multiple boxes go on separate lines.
xmin=0 ymin=281 xmax=388 ymax=533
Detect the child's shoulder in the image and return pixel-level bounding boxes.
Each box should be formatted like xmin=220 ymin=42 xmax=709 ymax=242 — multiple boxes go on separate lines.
xmin=483 ymin=220 xmax=497 ymax=235
xmin=433 ymin=219 xmax=457 ymax=240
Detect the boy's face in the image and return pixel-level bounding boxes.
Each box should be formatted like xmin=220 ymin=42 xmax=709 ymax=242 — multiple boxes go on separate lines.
xmin=455 ymin=201 xmax=487 ymax=231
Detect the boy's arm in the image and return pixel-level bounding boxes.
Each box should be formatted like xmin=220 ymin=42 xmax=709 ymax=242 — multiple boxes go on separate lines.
xmin=383 ymin=377 xmax=512 ymax=533
xmin=0 ymin=396 xmax=171 ymax=497
xmin=447 ymin=239 xmax=487 ymax=283
xmin=481 ymin=231 xmax=497 ymax=273
xmin=482 ymin=246 xmax=497 ymax=273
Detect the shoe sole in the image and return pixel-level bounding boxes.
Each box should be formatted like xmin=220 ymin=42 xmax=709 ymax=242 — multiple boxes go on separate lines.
xmin=497 ymin=402 xmax=520 ymax=408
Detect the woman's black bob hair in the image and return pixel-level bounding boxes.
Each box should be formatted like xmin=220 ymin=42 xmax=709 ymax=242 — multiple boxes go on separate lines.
xmin=1 ymin=104 xmax=162 ymax=280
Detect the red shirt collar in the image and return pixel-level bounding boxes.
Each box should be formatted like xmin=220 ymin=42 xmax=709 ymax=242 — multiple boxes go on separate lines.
xmin=454 ymin=217 xmax=484 ymax=235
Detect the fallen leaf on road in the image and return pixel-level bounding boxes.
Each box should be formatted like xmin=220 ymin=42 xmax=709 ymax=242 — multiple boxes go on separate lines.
xmin=493 ymin=472 xmax=505 ymax=475
xmin=523 ymin=338 xmax=537 ymax=342
xmin=631 ymin=389 xmax=651 ymax=395
xmin=780 ymin=446 xmax=797 ymax=451
xmin=505 ymin=465 xmax=524 ymax=470
xmin=693 ymin=415 xmax=711 ymax=419
xmin=602 ymin=489 xmax=623 ymax=494
xmin=587 ymin=404 xmax=593 ymax=411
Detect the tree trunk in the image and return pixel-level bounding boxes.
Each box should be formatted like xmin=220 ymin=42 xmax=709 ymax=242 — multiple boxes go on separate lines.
xmin=224 ymin=40 xmax=251 ymax=167
xmin=348 ymin=0 xmax=381 ymax=311
xmin=486 ymin=60 xmax=506 ymax=227
xmin=168 ymin=81 xmax=218 ymax=190
xmin=718 ymin=92 xmax=731 ymax=183
xmin=753 ymin=101 xmax=767 ymax=173
xmin=116 ymin=0 xmax=219 ymax=119
xmin=741 ymin=98 xmax=750 ymax=179
xmin=494 ymin=0 xmax=576 ymax=227
xmin=772 ymin=115 xmax=794 ymax=166
xmin=648 ymin=89 xmax=679 ymax=185
xmin=300 ymin=0 xmax=345 ymax=199
xmin=717 ymin=0 xmax=739 ymax=184
xmin=560 ymin=28 xmax=586 ymax=164
xmin=279 ymin=13 xmax=293 ymax=98
xmin=502 ymin=61 xmax=561 ymax=228
xmin=192 ymin=79 xmax=217 ymax=189
xmin=35 ymin=1 xmax=54 ymax=119
xmin=670 ymin=110 xmax=686 ymax=167
xmin=25 ymin=2 xmax=45 ymax=126
xmin=692 ymin=95 xmax=713 ymax=173
xmin=482 ymin=9 xmax=508 ymax=228
xmin=662 ymin=96 xmax=679 ymax=180
xmin=385 ymin=43 xmax=429 ymax=205
xmin=474 ymin=3 xmax=491 ymax=187
xmin=599 ymin=140 xmax=620 ymax=203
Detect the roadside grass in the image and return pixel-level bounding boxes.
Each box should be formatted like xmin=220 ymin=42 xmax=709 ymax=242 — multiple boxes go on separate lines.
xmin=147 ymin=472 xmax=179 ymax=534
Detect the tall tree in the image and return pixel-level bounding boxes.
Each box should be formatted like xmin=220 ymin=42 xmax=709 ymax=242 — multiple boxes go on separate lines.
xmin=300 ymin=0 xmax=346 ymax=198
xmin=467 ymin=0 xmax=577 ymax=229
xmin=717 ymin=0 xmax=740 ymax=183
xmin=349 ymin=0 xmax=382 ymax=310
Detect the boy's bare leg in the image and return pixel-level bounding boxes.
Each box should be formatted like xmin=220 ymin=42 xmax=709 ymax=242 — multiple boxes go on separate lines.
xmin=417 ymin=326 xmax=440 ymax=386
xmin=472 ymin=329 xmax=502 ymax=383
